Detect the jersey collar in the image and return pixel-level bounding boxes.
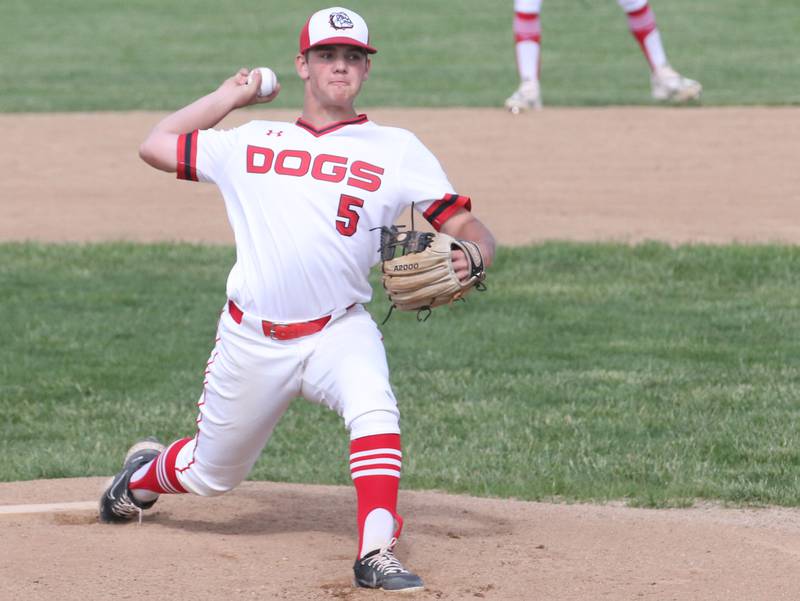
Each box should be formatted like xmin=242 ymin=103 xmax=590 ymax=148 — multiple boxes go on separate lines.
xmin=295 ymin=114 xmax=369 ymax=137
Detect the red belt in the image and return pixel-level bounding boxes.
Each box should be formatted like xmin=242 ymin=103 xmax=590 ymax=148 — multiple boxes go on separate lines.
xmin=228 ymin=300 xmax=332 ymax=340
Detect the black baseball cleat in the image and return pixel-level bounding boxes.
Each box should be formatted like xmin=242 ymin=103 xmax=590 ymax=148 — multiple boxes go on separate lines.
xmin=99 ymin=437 xmax=165 ymax=523
xmin=353 ymin=540 xmax=424 ymax=592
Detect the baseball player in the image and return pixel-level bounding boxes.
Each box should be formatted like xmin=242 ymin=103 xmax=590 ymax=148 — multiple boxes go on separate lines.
xmin=505 ymin=0 xmax=703 ymax=112
xmin=98 ymin=5 xmax=496 ymax=594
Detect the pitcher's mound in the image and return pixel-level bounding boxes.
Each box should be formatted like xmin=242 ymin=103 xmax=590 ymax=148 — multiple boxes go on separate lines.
xmin=3 ymin=478 xmax=800 ymax=600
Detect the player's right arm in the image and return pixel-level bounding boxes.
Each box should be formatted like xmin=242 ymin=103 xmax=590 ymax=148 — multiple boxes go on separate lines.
xmin=139 ymin=68 xmax=281 ymax=172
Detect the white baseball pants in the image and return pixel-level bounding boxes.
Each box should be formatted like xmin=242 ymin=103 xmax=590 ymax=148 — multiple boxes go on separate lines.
xmin=172 ymin=303 xmax=401 ymax=497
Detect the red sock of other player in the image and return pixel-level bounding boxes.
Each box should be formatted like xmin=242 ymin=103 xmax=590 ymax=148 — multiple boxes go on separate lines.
xmin=625 ymin=3 xmax=667 ymax=71
xmin=513 ymin=10 xmax=542 ymax=83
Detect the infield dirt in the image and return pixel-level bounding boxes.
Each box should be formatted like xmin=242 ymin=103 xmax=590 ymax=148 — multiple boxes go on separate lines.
xmin=2 ymin=107 xmax=800 ymax=600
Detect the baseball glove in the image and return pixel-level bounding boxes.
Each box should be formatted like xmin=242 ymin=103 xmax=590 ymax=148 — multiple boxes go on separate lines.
xmin=379 ymin=226 xmax=486 ymax=320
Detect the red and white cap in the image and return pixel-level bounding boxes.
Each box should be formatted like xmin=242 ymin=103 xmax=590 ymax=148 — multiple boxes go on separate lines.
xmin=299 ymin=6 xmax=377 ymax=54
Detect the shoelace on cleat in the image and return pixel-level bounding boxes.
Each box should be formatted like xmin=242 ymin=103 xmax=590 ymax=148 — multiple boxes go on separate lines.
xmin=365 ymin=551 xmax=406 ymax=575
xmin=364 ymin=540 xmax=408 ymax=575
xmin=112 ymin=491 xmax=145 ymax=524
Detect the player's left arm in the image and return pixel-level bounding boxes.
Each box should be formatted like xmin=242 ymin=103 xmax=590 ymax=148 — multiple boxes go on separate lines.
xmin=439 ymin=208 xmax=496 ymax=281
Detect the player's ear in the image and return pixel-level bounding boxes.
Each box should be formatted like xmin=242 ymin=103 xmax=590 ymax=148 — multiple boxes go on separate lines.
xmin=295 ymin=53 xmax=310 ymax=80
xmin=363 ymin=56 xmax=371 ymax=80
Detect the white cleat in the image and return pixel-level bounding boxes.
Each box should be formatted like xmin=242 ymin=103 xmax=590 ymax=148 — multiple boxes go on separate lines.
xmin=504 ymin=80 xmax=542 ymax=113
xmin=650 ymin=65 xmax=702 ymax=102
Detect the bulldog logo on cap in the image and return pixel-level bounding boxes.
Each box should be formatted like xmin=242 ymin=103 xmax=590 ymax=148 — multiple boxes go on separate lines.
xmin=329 ymin=11 xmax=354 ymax=30
xmin=299 ymin=7 xmax=377 ymax=54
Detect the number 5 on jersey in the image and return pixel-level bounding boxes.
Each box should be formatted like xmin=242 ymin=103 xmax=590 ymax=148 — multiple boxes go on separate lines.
xmin=336 ymin=194 xmax=364 ymax=237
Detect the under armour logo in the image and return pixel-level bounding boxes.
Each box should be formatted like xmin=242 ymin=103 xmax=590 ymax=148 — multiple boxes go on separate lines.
xmin=265 ymin=129 xmax=283 ymax=137
xmin=329 ymin=11 xmax=354 ymax=30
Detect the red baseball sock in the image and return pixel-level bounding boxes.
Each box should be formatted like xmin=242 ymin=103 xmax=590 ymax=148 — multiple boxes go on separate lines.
xmin=129 ymin=437 xmax=192 ymax=495
xmin=514 ymin=10 xmax=541 ymax=45
xmin=626 ymin=3 xmax=665 ymax=71
xmin=513 ymin=10 xmax=542 ymax=82
xmin=350 ymin=433 xmax=403 ymax=557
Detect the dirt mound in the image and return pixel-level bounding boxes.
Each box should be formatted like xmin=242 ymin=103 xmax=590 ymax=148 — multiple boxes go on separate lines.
xmin=3 ymin=478 xmax=800 ymax=600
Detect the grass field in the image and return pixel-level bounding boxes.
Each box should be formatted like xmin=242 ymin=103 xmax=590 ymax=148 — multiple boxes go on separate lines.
xmin=3 ymin=242 xmax=800 ymax=507
xmin=1 ymin=0 xmax=798 ymax=110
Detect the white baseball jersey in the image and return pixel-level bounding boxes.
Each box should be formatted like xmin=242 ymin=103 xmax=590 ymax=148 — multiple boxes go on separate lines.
xmin=177 ymin=114 xmax=471 ymax=322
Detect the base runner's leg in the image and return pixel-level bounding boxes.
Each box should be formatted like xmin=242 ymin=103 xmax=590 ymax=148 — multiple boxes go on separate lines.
xmin=513 ymin=0 xmax=543 ymax=82
xmin=618 ymin=0 xmax=667 ymax=71
xmin=617 ymin=0 xmax=702 ymax=101
xmin=506 ymin=0 xmax=544 ymax=112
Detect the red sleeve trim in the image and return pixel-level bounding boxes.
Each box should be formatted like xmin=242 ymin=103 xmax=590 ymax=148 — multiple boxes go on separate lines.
xmin=176 ymin=130 xmax=199 ymax=181
xmin=422 ymin=194 xmax=471 ymax=231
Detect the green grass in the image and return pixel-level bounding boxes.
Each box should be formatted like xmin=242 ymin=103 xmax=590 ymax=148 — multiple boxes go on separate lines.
xmin=0 ymin=0 xmax=798 ymax=110
xmin=3 ymin=242 xmax=800 ymax=507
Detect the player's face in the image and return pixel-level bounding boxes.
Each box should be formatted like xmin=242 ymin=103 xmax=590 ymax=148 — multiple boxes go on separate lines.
xmin=297 ymin=45 xmax=371 ymax=108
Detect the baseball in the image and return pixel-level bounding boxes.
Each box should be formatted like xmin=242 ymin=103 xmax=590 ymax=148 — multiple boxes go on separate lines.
xmin=247 ymin=67 xmax=278 ymax=97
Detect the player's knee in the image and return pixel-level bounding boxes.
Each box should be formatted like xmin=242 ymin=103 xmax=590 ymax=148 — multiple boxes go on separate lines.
xmin=349 ymin=409 xmax=401 ymax=439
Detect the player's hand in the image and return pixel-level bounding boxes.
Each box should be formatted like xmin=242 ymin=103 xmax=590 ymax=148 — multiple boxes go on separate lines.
xmin=219 ymin=68 xmax=281 ymax=109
